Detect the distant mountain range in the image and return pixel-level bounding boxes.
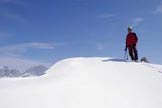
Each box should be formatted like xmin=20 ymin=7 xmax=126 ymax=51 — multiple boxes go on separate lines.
xmin=0 ymin=65 xmax=48 ymax=78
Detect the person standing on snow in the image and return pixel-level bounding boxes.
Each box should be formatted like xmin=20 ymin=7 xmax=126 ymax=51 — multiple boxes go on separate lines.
xmin=125 ymin=26 xmax=138 ymax=61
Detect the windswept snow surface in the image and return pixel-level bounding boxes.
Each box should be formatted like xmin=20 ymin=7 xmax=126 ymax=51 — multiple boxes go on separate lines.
xmin=0 ymin=57 xmax=162 ymax=108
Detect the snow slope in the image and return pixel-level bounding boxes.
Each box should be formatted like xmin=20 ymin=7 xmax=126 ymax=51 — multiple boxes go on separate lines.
xmin=0 ymin=57 xmax=162 ymax=108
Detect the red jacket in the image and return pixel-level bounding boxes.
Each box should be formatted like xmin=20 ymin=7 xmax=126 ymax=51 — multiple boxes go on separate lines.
xmin=126 ymin=32 xmax=138 ymax=46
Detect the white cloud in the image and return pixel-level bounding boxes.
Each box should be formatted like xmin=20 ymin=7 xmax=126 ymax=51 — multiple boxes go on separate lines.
xmin=0 ymin=10 xmax=27 ymax=24
xmin=132 ymin=17 xmax=144 ymax=26
xmin=0 ymin=42 xmax=60 ymax=57
xmin=96 ymin=14 xmax=116 ymax=19
xmin=23 ymin=42 xmax=56 ymax=49
xmin=0 ymin=0 xmax=26 ymax=24
xmin=0 ymin=42 xmax=63 ymax=70
xmin=154 ymin=4 xmax=162 ymax=14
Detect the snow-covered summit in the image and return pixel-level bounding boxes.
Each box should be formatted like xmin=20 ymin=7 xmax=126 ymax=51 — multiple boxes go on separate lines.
xmin=0 ymin=57 xmax=162 ymax=108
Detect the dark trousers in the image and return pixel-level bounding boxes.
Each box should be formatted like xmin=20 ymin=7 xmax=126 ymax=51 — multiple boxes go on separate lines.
xmin=128 ymin=45 xmax=138 ymax=61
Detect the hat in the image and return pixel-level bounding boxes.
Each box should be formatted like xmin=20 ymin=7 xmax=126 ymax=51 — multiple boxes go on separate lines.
xmin=128 ymin=26 xmax=133 ymax=30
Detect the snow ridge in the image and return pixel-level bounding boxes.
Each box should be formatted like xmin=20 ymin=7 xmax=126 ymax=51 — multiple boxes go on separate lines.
xmin=0 ymin=57 xmax=162 ymax=108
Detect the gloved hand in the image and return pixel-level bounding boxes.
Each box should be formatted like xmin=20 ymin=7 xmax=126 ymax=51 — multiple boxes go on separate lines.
xmin=125 ymin=47 xmax=127 ymax=51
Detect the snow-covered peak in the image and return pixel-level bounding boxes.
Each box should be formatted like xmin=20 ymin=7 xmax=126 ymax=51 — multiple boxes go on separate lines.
xmin=0 ymin=57 xmax=162 ymax=108
xmin=0 ymin=65 xmax=48 ymax=78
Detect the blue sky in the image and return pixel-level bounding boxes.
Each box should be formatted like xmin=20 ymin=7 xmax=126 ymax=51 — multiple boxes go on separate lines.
xmin=0 ymin=0 xmax=162 ymax=65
